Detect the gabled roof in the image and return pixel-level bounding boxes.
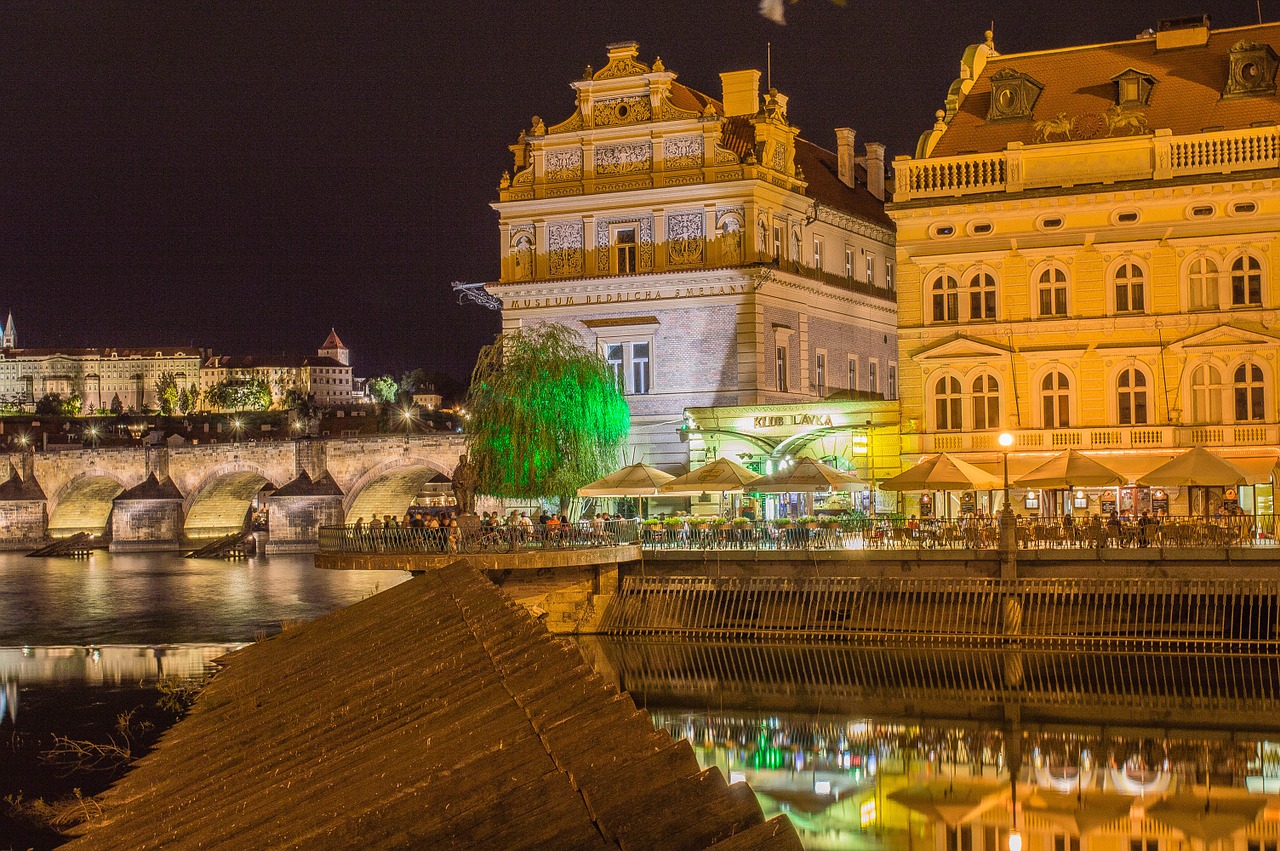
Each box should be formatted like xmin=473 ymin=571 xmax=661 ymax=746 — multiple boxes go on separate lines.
xmin=114 ymin=473 xmax=184 ymax=501
xmin=320 ymin=328 xmax=346 ymax=350
xmin=0 ymin=464 xmax=46 ymax=501
xmin=271 ymin=469 xmax=344 ymax=498
xmin=929 ymin=22 xmax=1280 ymax=158
xmin=1171 ymin=323 xmax=1280 ymax=351
xmin=912 ymin=333 xmax=1012 ymax=362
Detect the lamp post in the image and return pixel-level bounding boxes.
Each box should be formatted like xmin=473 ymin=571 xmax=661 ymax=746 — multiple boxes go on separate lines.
xmin=997 ymin=432 xmax=1018 ymax=585
xmin=998 ymin=432 xmax=1014 ymax=515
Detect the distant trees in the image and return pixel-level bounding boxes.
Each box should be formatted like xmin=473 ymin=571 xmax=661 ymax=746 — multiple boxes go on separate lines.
xmin=35 ymin=392 xmax=83 ymax=417
xmin=155 ymin=372 xmax=181 ymax=416
xmin=368 ymin=375 xmax=399 ymax=405
xmin=203 ymin=378 xmax=271 ymax=412
xmin=110 ymin=394 xmax=124 ymax=416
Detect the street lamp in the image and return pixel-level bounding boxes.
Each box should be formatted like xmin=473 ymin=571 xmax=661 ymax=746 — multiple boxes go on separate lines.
xmin=400 ymin=406 xmax=414 ymax=439
xmin=232 ymin=419 xmax=243 ymax=443
xmin=998 ymin=432 xmax=1014 ymax=514
xmin=88 ymin=425 xmax=100 ymax=450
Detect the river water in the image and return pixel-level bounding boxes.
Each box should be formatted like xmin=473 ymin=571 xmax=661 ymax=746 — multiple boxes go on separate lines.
xmin=3 ymin=552 xmax=1280 ymax=850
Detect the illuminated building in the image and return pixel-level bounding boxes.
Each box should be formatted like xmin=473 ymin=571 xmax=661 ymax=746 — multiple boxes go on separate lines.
xmin=199 ymin=330 xmax=353 ymax=410
xmin=889 ymin=18 xmax=1280 ymax=516
xmin=488 ymin=42 xmax=897 ymax=474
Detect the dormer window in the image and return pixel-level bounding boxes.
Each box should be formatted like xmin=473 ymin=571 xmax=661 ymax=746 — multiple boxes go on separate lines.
xmin=1224 ymin=41 xmax=1280 ymax=99
xmin=1111 ymin=68 xmax=1156 ymax=107
xmin=987 ymin=69 xmax=1044 ymax=121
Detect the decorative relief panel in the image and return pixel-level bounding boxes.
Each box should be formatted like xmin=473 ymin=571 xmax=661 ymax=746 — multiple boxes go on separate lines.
xmin=718 ymin=207 xmax=744 ymax=266
xmin=595 ymin=216 xmax=654 ymax=273
xmin=667 ymin=210 xmax=705 ymax=267
xmin=545 ymin=148 xmax=583 ymax=182
xmin=547 ymin=221 xmax=584 ymax=277
xmin=665 ymin=174 xmax=701 ymax=187
xmin=509 ymin=227 xmax=534 ymax=281
xmin=770 ymin=141 xmax=786 ymax=173
xmin=714 ymin=146 xmax=740 ymax=164
xmin=595 ymin=141 xmax=653 ymax=175
xmin=593 ymin=96 xmax=652 ymax=127
xmin=663 ymin=136 xmax=703 ymax=170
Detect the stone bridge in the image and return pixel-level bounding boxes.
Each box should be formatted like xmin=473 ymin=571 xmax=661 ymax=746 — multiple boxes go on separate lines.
xmin=0 ymin=434 xmax=465 ymax=553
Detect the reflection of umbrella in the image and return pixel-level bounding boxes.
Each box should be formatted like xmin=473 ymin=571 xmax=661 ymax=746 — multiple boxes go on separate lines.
xmin=1138 ymin=448 xmax=1251 ymax=488
xmin=887 ymin=780 xmax=1009 ymax=826
xmin=1023 ymin=790 xmax=1133 ymax=835
xmin=1016 ymin=450 xmax=1127 ymax=489
xmin=659 ymin=457 xmax=761 ymax=494
xmin=576 ymin=463 xmax=675 ymax=497
xmin=754 ymin=785 xmax=837 ymax=816
xmin=751 ymin=457 xmax=862 ymax=493
xmin=1146 ymin=795 xmax=1266 ymax=845
xmin=879 ymin=454 xmax=1002 ymax=492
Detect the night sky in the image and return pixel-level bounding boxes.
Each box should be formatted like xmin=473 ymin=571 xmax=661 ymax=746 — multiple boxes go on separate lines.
xmin=0 ymin=1 xmax=1267 ymax=382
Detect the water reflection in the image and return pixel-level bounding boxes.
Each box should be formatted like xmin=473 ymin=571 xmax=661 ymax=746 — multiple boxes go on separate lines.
xmin=581 ymin=639 xmax=1280 ymax=851
xmin=0 ymin=550 xmax=409 ymax=645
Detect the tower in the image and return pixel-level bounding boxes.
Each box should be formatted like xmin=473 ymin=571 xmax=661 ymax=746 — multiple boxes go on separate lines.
xmin=318 ymin=328 xmax=349 ymax=366
xmin=3 ymin=312 xmax=15 ymax=349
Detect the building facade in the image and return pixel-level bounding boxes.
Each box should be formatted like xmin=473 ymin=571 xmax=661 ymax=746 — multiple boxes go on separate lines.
xmin=0 ymin=345 xmax=201 ymax=412
xmin=200 ymin=330 xmax=353 ymax=410
xmin=889 ymin=18 xmax=1280 ymax=516
xmin=489 ymin=41 xmax=897 ymax=473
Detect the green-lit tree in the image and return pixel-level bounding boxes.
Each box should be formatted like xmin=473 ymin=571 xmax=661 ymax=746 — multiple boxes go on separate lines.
xmin=155 ymin=372 xmax=180 ymax=416
xmin=466 ymin=323 xmax=630 ymax=508
xmin=368 ymin=374 xmax=399 ymax=405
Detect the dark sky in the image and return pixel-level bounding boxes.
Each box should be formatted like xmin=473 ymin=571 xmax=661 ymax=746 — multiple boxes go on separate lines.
xmin=0 ymin=1 xmax=1266 ymax=381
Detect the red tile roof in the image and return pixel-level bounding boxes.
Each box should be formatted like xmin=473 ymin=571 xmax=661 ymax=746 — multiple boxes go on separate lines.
xmin=930 ymin=22 xmax=1280 ymax=158
xmin=320 ymin=328 xmax=346 ymax=350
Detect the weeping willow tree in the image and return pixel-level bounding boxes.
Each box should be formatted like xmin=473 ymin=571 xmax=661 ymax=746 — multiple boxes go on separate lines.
xmin=466 ymin=323 xmax=630 ymax=506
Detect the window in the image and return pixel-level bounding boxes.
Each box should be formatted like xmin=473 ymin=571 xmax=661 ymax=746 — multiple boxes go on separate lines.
xmin=772 ymin=225 xmax=782 ymax=260
xmin=868 ymin=360 xmax=879 ymax=395
xmin=844 ymin=248 xmax=853 ymax=280
xmin=848 ymin=356 xmax=859 ymax=392
xmin=1234 ymin=363 xmax=1265 ymax=421
xmin=813 ymin=235 xmax=824 ymax=270
xmin=935 ymin=376 xmax=962 ymax=430
xmin=886 ymin=260 xmax=894 ymax=290
xmin=1131 ymin=841 xmax=1159 ymax=851
xmin=1038 ymin=267 xmax=1068 ymax=317
xmin=971 ymin=373 xmax=1000 ymax=430
xmin=1055 ymin=837 xmax=1081 ymax=851
xmin=968 ymin=271 xmax=996 ymax=320
xmin=631 ymin=342 xmax=650 ymax=395
xmin=776 ymin=345 xmax=789 ymax=392
xmin=1041 ymin=370 xmax=1071 ymax=428
xmin=613 ymin=227 xmax=638 ymax=274
xmin=1190 ymin=364 xmax=1223 ymax=423
xmin=1188 ymin=256 xmax=1220 ymax=310
xmin=932 ymin=274 xmax=960 ymax=322
xmin=865 ymin=254 xmax=875 ymax=283
xmin=1231 ymin=254 xmax=1263 ymax=306
xmin=888 ymin=363 xmax=897 ymax=400
xmin=815 ymin=352 xmax=827 ymax=396
xmin=1117 ymin=367 xmax=1148 ymax=425
xmin=1114 ymin=261 xmax=1145 ymax=313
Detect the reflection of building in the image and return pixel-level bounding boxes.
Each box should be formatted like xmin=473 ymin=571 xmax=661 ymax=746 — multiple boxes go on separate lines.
xmin=888 ymin=19 xmax=1280 ymax=516
xmin=489 ymin=42 xmax=897 ymax=472
xmin=199 ymin=330 xmax=353 ymax=410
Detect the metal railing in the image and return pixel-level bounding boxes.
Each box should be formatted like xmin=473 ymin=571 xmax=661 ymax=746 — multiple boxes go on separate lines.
xmin=638 ymin=515 xmax=1275 ymax=552
xmin=601 ymin=575 xmax=1280 ymax=649
xmin=317 ymin=519 xmax=639 ymax=555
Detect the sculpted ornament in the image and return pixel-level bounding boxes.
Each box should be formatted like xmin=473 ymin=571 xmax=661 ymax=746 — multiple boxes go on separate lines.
xmin=663 ymin=136 xmax=703 ymax=170
xmin=547 ymin=221 xmax=583 ymax=277
xmin=593 ymin=96 xmax=651 ymax=127
xmin=1033 ymin=106 xmax=1150 ymax=144
xmin=595 ymin=141 xmax=652 ymax=175
xmin=667 ymin=211 xmax=705 ymax=266
xmin=545 ymin=148 xmax=583 ymax=182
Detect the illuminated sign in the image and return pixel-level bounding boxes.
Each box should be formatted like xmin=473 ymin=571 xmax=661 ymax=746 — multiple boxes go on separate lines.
xmin=752 ymin=413 xmax=835 ymax=429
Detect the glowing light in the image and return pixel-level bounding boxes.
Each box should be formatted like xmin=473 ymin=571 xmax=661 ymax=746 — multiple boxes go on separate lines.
xmin=1009 ymin=831 xmax=1023 ymax=851
xmin=998 ymin=432 xmax=1014 ymax=448
xmin=814 ymin=780 xmax=831 ymax=795
xmin=729 ymin=771 xmax=747 ymax=785
xmin=861 ymin=799 xmax=877 ymax=827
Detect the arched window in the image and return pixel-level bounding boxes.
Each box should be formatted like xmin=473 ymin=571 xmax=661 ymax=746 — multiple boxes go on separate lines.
xmin=971 ymin=374 xmax=1000 ymax=430
xmin=931 ymin=274 xmax=959 ymax=323
xmin=1117 ymin=367 xmax=1148 ymax=425
xmin=1188 ymin=256 xmax=1219 ymax=310
xmin=1234 ymin=363 xmax=1265 ymax=422
xmin=968 ymin=271 xmax=997 ymax=320
xmin=1040 ymin=370 xmax=1071 ymax=428
xmin=1113 ymin=261 xmax=1145 ymax=313
xmin=934 ymin=375 xmax=962 ymax=431
xmin=1189 ymin=364 xmax=1223 ymax=424
xmin=1231 ymin=255 xmax=1263 ymax=306
xmin=1037 ymin=267 xmax=1068 ymax=317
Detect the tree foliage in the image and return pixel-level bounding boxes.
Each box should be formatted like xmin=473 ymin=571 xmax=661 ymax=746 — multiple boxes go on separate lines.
xmin=466 ymin=323 xmax=630 ymax=501
xmin=155 ymin=372 xmax=180 ymax=416
xmin=204 ymin=378 xmax=270 ymax=412
xmin=368 ymin=374 xmax=399 ymax=405
xmin=35 ymin=392 xmax=82 ymax=416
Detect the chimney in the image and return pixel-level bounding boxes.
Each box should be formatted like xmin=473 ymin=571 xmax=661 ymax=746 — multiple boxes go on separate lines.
xmin=720 ymin=70 xmax=761 ymax=116
xmin=834 ymin=128 xmax=857 ymax=188
xmin=1155 ymin=15 xmax=1210 ymax=51
xmin=865 ymin=142 xmax=886 ymax=201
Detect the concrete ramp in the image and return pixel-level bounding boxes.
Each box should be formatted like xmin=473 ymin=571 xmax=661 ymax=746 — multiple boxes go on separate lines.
xmin=66 ymin=562 xmax=799 ymax=850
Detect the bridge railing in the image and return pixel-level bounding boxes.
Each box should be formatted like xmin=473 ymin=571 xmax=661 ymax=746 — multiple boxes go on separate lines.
xmin=637 ymin=515 xmax=1277 ymax=552
xmin=317 ymin=519 xmax=639 ymax=555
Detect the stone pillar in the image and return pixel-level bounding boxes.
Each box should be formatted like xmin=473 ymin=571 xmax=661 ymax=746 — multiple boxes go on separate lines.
xmin=110 ymin=474 xmax=185 ymax=552
xmin=0 ymin=462 xmax=48 ymax=550
xmin=266 ymin=470 xmax=345 ymax=554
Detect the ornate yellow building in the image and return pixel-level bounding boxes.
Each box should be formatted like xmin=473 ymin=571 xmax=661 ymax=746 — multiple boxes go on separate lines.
xmin=889 ymin=17 xmax=1280 ymax=516
xmin=489 ymin=42 xmax=898 ymax=476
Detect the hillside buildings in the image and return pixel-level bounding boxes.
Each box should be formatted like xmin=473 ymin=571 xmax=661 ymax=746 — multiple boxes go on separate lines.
xmin=200 ymin=330 xmax=354 ymax=411
xmin=888 ymin=17 xmax=1280 ymax=516
xmin=488 ymin=42 xmax=898 ymax=480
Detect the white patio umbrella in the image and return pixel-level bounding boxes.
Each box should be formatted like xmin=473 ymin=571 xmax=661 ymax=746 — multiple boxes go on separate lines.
xmin=878 ymin=453 xmax=1002 ymax=491
xmin=1016 ymin=450 xmax=1127 ymax=489
xmin=576 ymin=463 xmax=676 ymax=496
xmin=659 ymin=457 xmax=761 ymax=495
xmin=1137 ymin=447 xmax=1252 ymax=488
xmin=751 ymin=457 xmax=863 ymax=493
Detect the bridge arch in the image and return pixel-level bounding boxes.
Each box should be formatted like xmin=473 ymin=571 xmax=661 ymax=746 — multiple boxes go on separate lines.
xmin=342 ymin=457 xmax=451 ymax=522
xmin=48 ymin=470 xmax=132 ymax=537
xmin=183 ymin=462 xmax=283 ymax=540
